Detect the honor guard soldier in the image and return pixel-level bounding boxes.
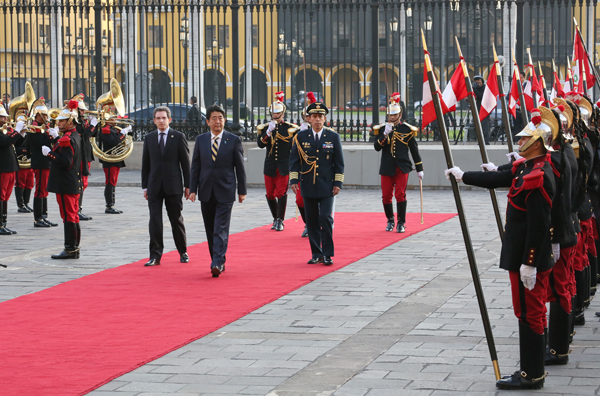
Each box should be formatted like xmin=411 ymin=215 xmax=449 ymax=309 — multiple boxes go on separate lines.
xmin=290 ymin=100 xmax=344 ymax=266
xmin=69 ymin=94 xmax=96 ymax=220
xmin=26 ymin=97 xmax=59 ymax=228
xmin=374 ymin=92 xmax=423 ymax=233
xmin=446 ymin=107 xmax=557 ymax=390
xmin=14 ymin=115 xmax=34 ymax=213
xmin=43 ymin=103 xmax=83 ymax=259
xmin=257 ymin=92 xmax=298 ymax=231
xmin=98 ymin=119 xmax=131 ymax=214
xmin=0 ymin=103 xmax=26 ymax=235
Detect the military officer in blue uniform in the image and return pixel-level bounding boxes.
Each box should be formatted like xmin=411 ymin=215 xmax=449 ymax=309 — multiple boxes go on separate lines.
xmin=290 ymin=101 xmax=344 ymax=266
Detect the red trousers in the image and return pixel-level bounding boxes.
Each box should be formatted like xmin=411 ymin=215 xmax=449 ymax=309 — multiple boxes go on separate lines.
xmin=82 ymin=162 xmax=91 ymax=190
xmin=56 ymin=194 xmax=80 ymax=223
xmin=17 ymin=168 xmax=34 ymax=189
xmin=381 ymin=167 xmax=409 ymax=204
xmin=104 ymin=167 xmax=120 ymax=187
xmin=33 ymin=169 xmax=50 ymax=198
xmin=510 ymin=269 xmax=550 ymax=334
xmin=569 ymin=234 xmax=579 ymax=297
xmin=584 ymin=218 xmax=597 ymax=256
xmin=573 ymin=224 xmax=592 ymax=271
xmin=264 ymin=170 xmax=289 ymax=200
xmin=546 ymin=245 xmax=575 ymax=313
xmin=0 ymin=172 xmax=16 ymax=201
xmin=295 ymin=183 xmax=304 ymax=208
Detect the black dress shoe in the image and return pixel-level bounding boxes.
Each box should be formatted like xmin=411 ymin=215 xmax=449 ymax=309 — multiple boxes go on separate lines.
xmin=144 ymin=258 xmax=160 ymax=266
xmin=496 ymin=371 xmax=545 ymax=390
xmin=24 ymin=204 xmax=33 ymax=212
xmin=211 ymin=265 xmax=223 ymax=277
xmin=574 ymin=313 xmax=585 ymax=326
xmin=78 ymin=212 xmax=93 ymax=221
xmin=307 ymin=257 xmax=324 ymax=264
xmin=4 ymin=226 xmax=17 ymax=234
xmin=301 ymin=226 xmax=308 ymax=237
xmin=34 ymin=218 xmax=51 ymax=228
xmin=323 ymin=256 xmax=333 ymax=266
xmin=51 ymin=250 xmax=80 ymax=259
xmin=43 ymin=218 xmax=58 ymax=227
xmin=545 ymin=348 xmax=569 ymax=365
xmin=0 ymin=226 xmax=13 ymax=235
xmin=386 ymin=219 xmax=395 ymax=232
xmin=105 ymin=206 xmax=122 ymax=214
xmin=595 ymin=311 xmax=600 ymax=317
xmin=396 ymin=222 xmax=405 ymax=233
xmin=18 ymin=207 xmax=30 ymax=213
xmin=180 ymin=253 xmax=189 ymax=263
xmin=275 ymin=218 xmax=284 ymax=231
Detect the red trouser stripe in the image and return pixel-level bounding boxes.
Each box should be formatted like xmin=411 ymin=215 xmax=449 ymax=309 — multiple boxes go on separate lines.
xmin=546 ymin=245 xmax=575 ymax=313
xmin=381 ymin=167 xmax=409 ymax=204
xmin=103 ymin=167 xmax=120 ymax=187
xmin=264 ymin=170 xmax=289 ymax=200
xmin=17 ymin=168 xmax=34 ymax=189
xmin=510 ymin=269 xmax=550 ymax=334
xmin=33 ymin=169 xmax=50 ymax=198
xmin=0 ymin=172 xmax=16 ymax=201
xmin=56 ymin=193 xmax=80 ymax=223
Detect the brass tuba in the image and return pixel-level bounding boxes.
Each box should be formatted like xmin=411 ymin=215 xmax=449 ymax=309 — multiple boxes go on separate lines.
xmin=90 ymin=79 xmax=134 ymax=163
xmin=9 ymin=82 xmax=35 ymax=121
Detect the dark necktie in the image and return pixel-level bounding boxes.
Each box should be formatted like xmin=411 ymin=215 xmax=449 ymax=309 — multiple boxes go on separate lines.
xmin=315 ymin=133 xmax=319 ymax=143
xmin=159 ymin=132 xmax=166 ymax=155
xmin=212 ymin=137 xmax=219 ymax=161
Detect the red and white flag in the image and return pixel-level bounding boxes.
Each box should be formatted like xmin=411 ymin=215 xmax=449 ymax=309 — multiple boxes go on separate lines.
xmin=508 ymin=67 xmax=520 ymax=118
xmin=573 ymin=29 xmax=596 ymax=91
xmin=422 ymin=66 xmax=449 ymax=128
xmin=524 ymin=64 xmax=544 ymax=111
xmin=442 ymin=62 xmax=468 ymax=113
xmin=479 ymin=62 xmax=499 ymax=121
xmin=550 ymin=71 xmax=565 ymax=100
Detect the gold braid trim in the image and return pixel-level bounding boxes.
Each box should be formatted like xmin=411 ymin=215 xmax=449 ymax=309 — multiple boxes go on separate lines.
xmin=293 ymin=134 xmax=318 ymax=184
xmin=390 ymin=130 xmax=414 ymax=154
xmin=267 ymin=127 xmax=294 ymax=157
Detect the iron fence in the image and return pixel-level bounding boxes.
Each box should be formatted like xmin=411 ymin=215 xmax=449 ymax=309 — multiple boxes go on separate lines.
xmin=1 ymin=0 xmax=599 ymax=143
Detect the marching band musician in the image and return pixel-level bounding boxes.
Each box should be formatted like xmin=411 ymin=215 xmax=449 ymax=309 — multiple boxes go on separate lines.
xmin=0 ymin=103 xmax=27 ymax=235
xmin=42 ymin=103 xmax=83 ymax=259
xmin=290 ymin=100 xmax=344 ymax=266
xmin=14 ymin=124 xmax=34 ymax=213
xmin=98 ymin=116 xmax=131 ymax=214
xmin=374 ymin=92 xmax=424 ymax=233
xmin=257 ymin=92 xmax=298 ymax=231
xmin=27 ymin=97 xmax=59 ymax=228
xmin=70 ymin=94 xmax=96 ymax=221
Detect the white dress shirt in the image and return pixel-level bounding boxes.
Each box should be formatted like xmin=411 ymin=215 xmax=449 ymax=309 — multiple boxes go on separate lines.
xmin=211 ymin=130 xmax=224 ymax=150
xmin=158 ymin=127 xmax=170 ymax=145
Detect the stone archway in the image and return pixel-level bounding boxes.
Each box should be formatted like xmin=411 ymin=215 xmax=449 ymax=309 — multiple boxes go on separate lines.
xmin=241 ymin=68 xmax=268 ymax=108
xmin=150 ymin=69 xmax=171 ymax=104
xmin=331 ymin=67 xmax=360 ymax=108
xmin=295 ymin=68 xmax=323 ymax=96
xmin=204 ymin=69 xmax=226 ymax=107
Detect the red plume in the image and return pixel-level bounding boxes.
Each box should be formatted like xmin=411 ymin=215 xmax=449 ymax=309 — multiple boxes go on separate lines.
xmin=390 ymin=92 xmax=401 ymax=103
xmin=558 ymin=105 xmax=565 ymax=113
xmin=531 ymin=115 xmax=542 ymax=125
xmin=275 ymin=91 xmax=284 ymax=102
xmin=68 ymin=99 xmax=79 ymax=110
xmin=307 ymin=92 xmax=317 ymax=104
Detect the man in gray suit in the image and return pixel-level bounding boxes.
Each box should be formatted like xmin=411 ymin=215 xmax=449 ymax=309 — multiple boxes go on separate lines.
xmin=189 ymin=105 xmax=247 ymax=277
xmin=141 ymin=106 xmax=191 ymax=267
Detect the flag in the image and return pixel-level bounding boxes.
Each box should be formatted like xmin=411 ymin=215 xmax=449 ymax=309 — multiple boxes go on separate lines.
xmin=573 ymin=29 xmax=596 ymax=91
xmin=422 ymin=67 xmax=449 ymax=128
xmin=442 ymin=63 xmax=468 ymax=113
xmin=524 ymin=64 xmax=544 ymax=111
xmin=550 ymin=71 xmax=565 ymax=100
xmin=508 ymin=68 xmax=520 ymax=118
xmin=479 ymin=63 xmax=499 ymax=121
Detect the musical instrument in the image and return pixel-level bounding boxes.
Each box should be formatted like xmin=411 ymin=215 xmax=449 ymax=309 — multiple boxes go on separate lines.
xmin=9 ymin=82 xmax=35 ymax=121
xmin=90 ymin=78 xmax=134 ymax=163
xmin=18 ymin=154 xmax=31 ymax=169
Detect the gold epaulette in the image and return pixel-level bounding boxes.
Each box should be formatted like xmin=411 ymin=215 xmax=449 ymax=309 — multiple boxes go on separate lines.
xmin=285 ymin=122 xmax=299 ymax=134
xmin=257 ymin=124 xmax=266 ymax=131
xmin=404 ymin=122 xmax=419 ymax=136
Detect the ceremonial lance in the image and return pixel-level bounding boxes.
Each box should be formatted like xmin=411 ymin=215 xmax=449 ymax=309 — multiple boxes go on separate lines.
xmin=455 ymin=38 xmax=504 ymax=240
xmin=573 ymin=18 xmax=600 ymax=90
xmin=513 ymin=54 xmax=530 ymax=127
xmin=422 ymin=30 xmax=501 ymax=381
xmin=492 ymin=44 xmax=515 ymax=153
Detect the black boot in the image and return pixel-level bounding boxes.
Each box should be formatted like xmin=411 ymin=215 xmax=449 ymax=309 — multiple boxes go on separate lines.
xmin=42 ymin=197 xmax=57 ymax=226
xmin=275 ymin=195 xmax=287 ymax=231
xmin=33 ymin=197 xmax=49 ymax=227
xmin=75 ymin=222 xmax=81 ymax=252
xmin=298 ymin=206 xmax=308 ymax=237
xmin=78 ymin=191 xmax=93 ymax=220
xmin=22 ymin=188 xmax=32 ymax=212
xmin=384 ymin=203 xmax=395 ymax=232
xmin=589 ymin=253 xmax=597 ymax=296
xmin=583 ymin=265 xmax=591 ymax=308
xmin=51 ymin=222 xmax=80 ymax=259
xmin=574 ymin=270 xmax=586 ymax=325
xmin=569 ymin=296 xmax=577 ymax=343
xmin=15 ymin=187 xmax=28 ymax=213
xmin=0 ymin=201 xmax=14 ymax=235
xmin=396 ymin=201 xmax=407 ymax=233
xmin=546 ymin=302 xmax=571 ymax=365
xmin=105 ymin=185 xmax=122 ymax=214
xmin=266 ymin=195 xmax=277 ymax=229
xmin=497 ymin=321 xmax=546 ymax=390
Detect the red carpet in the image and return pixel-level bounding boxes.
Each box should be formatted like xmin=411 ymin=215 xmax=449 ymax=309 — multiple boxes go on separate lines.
xmin=0 ymin=212 xmax=454 ymax=396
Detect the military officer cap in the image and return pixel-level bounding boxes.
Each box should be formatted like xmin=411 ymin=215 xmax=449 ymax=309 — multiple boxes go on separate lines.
xmin=306 ymin=94 xmax=328 ymax=115
xmin=474 ymin=75 xmax=484 ymax=81
xmin=516 ymin=106 xmax=559 ymax=152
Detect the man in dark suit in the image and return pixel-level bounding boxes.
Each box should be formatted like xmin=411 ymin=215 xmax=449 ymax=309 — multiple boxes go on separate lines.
xmin=189 ymin=105 xmax=247 ymax=278
xmin=290 ymin=101 xmax=344 ymax=266
xmin=141 ymin=106 xmax=191 ymax=267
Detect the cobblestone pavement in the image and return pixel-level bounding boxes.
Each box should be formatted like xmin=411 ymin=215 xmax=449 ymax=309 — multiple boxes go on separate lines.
xmin=1 ymin=170 xmax=599 ymax=396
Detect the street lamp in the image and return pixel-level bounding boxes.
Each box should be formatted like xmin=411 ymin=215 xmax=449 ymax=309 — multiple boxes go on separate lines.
xmin=276 ymin=30 xmax=304 ymax=108
xmin=406 ymin=7 xmax=412 ymax=18
xmin=425 ymin=16 xmax=433 ymax=31
xmin=179 ymin=15 xmax=189 ymax=104
xmin=390 ymin=17 xmax=399 ymax=33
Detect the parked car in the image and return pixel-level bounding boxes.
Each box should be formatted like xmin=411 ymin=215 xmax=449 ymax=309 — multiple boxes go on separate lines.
xmin=358 ymin=95 xmax=387 ymax=109
xmin=284 ymin=92 xmax=325 ymax=111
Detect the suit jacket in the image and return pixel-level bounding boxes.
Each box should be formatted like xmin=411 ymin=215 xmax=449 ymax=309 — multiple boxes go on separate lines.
xmin=289 ymin=127 xmax=344 ymax=199
xmin=190 ymin=131 xmax=247 ymax=203
xmin=141 ymin=128 xmax=190 ymax=196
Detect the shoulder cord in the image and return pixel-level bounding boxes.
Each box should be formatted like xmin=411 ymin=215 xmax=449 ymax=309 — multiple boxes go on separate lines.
xmin=293 ymin=134 xmax=317 ymax=184
xmin=268 ymin=128 xmax=293 ymax=156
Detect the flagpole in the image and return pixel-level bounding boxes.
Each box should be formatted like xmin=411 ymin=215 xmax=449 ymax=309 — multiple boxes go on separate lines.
xmin=527 ymin=49 xmax=538 ymax=108
xmin=538 ymin=62 xmax=550 ymax=108
xmin=566 ymin=56 xmax=574 ymax=91
xmin=422 ymin=30 xmax=501 ymax=382
xmin=573 ymin=18 xmax=600 ymax=89
xmin=456 ymin=38 xmax=504 ymax=240
xmin=493 ymin=44 xmax=515 ymax=153
xmin=513 ymin=54 xmax=530 ymax=127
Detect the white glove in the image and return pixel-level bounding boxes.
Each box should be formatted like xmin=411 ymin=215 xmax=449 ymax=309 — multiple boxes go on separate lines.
xmin=300 ymin=122 xmax=310 ymax=131
xmin=15 ymin=120 xmax=25 ymax=133
xmin=520 ymin=264 xmax=537 ymax=290
xmin=90 ymin=117 xmax=99 ymax=127
xmin=41 ymin=146 xmax=51 ymax=156
xmin=480 ymin=162 xmax=498 ymax=172
xmin=267 ymin=120 xmax=277 ymax=134
xmin=507 ymin=151 xmax=523 ymax=161
xmin=417 ymin=171 xmax=424 ymax=180
xmin=444 ymin=166 xmax=464 ymax=182
xmin=552 ymin=244 xmax=560 ymax=263
xmin=48 ymin=127 xmax=59 ymax=138
xmin=120 ymin=125 xmax=132 ymax=135
xmin=384 ymin=123 xmax=393 ymax=136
